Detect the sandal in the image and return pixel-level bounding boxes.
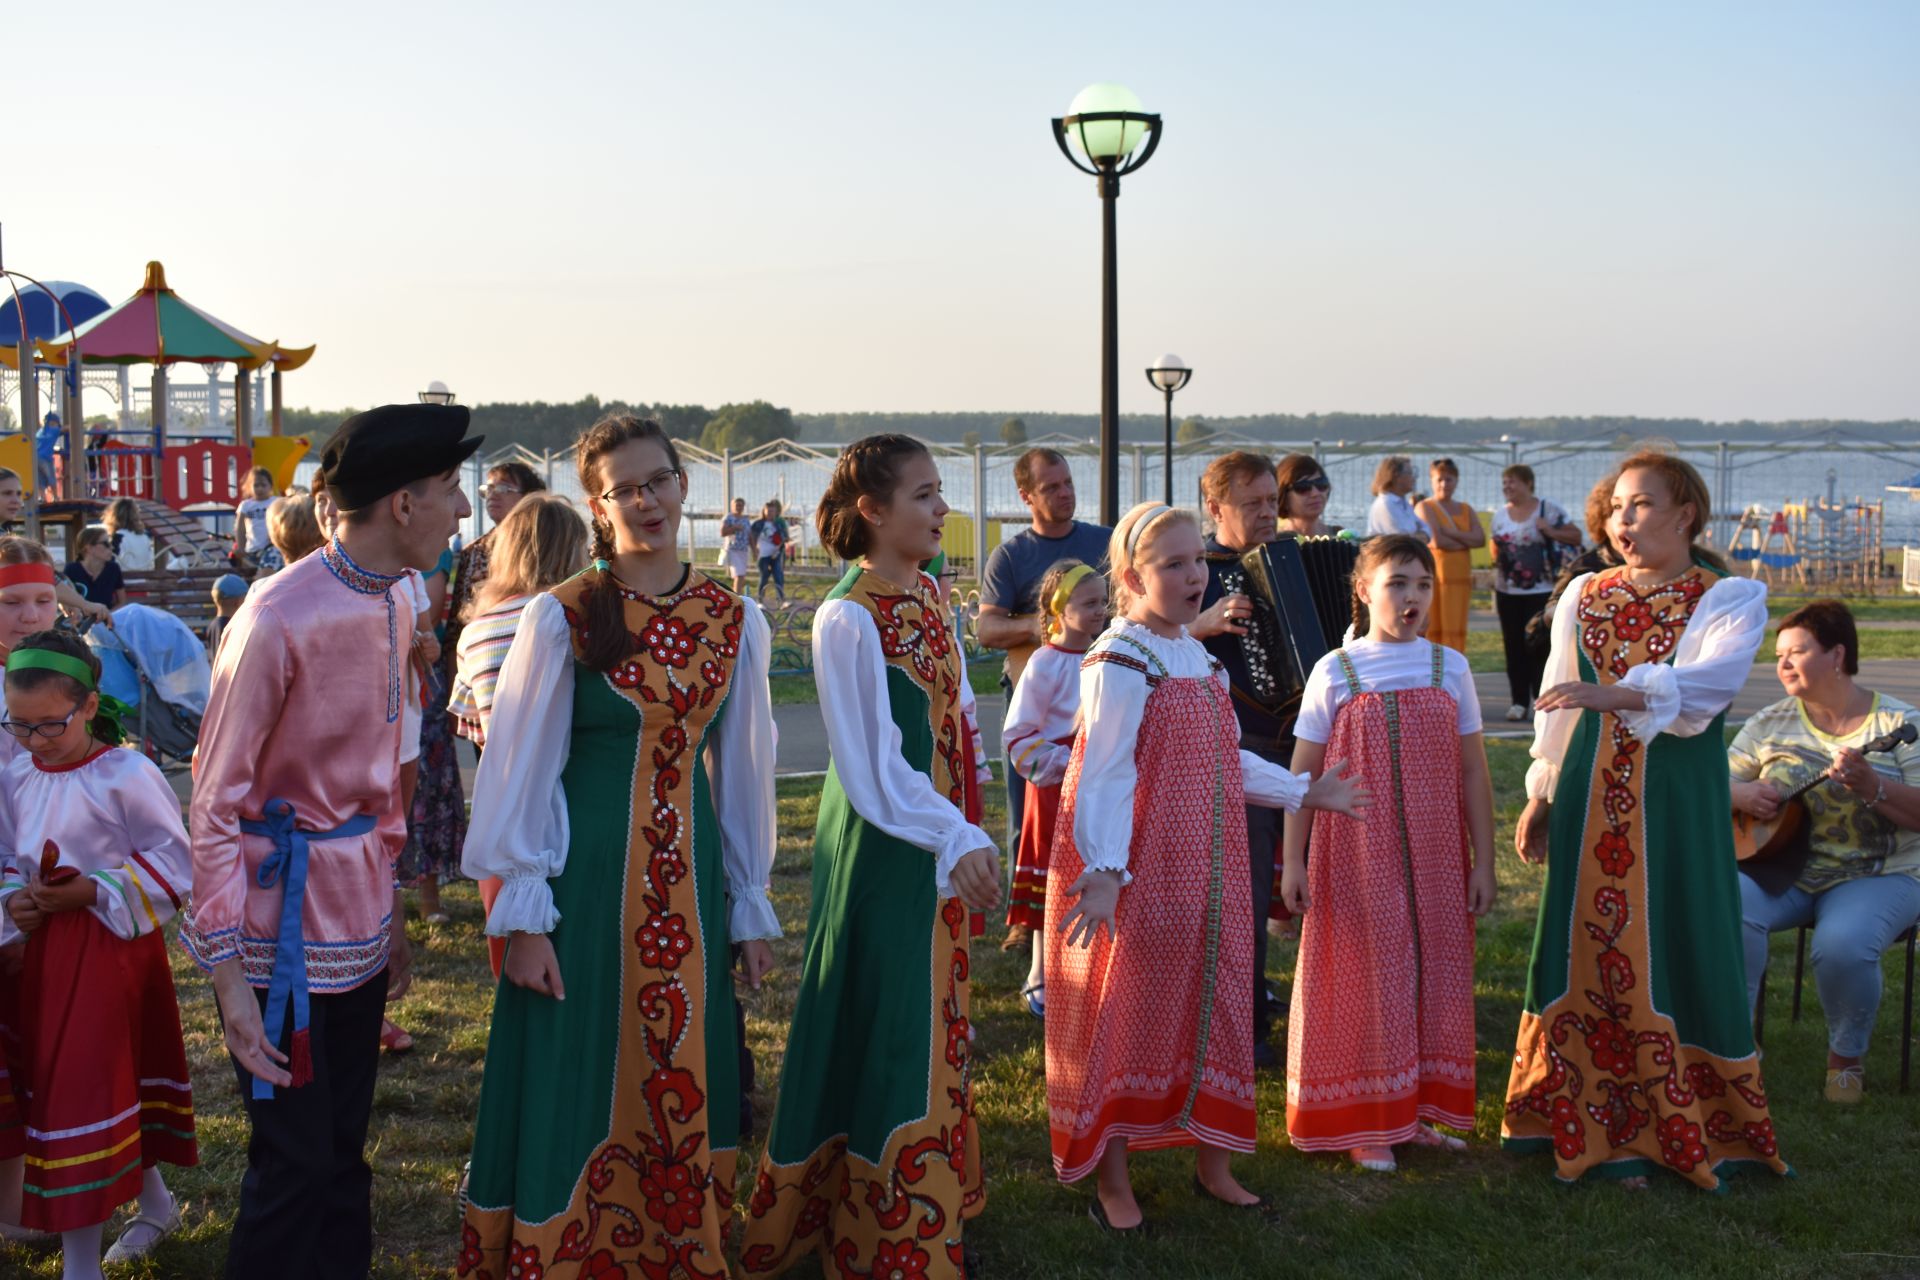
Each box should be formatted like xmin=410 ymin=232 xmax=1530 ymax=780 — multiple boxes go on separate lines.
xmin=1087 ymin=1195 xmax=1147 ymax=1235
xmin=103 ymin=1195 xmax=181 ymax=1262
xmin=380 ymin=1019 xmax=415 ymax=1053
xmin=1192 ymin=1173 xmax=1266 ymax=1209
xmin=1349 ymin=1146 xmax=1396 ymax=1173
xmin=1020 ymin=981 xmax=1045 ymax=1019
xmin=1407 ymin=1123 xmax=1467 ymax=1152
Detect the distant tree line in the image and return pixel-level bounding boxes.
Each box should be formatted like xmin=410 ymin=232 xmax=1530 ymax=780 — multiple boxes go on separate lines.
xmin=272 ymin=401 xmax=1920 ymax=454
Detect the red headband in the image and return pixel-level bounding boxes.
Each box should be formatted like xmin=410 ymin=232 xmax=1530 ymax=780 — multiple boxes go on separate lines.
xmin=0 ymin=563 xmax=57 ymax=590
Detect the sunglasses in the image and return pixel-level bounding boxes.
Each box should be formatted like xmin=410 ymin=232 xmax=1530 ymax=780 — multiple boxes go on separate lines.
xmin=1289 ymin=476 xmax=1332 ymax=494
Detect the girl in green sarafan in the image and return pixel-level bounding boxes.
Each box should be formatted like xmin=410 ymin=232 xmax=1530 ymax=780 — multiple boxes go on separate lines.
xmin=458 ymin=414 xmax=781 ymax=1279
xmin=742 ymin=435 xmax=1002 ymax=1280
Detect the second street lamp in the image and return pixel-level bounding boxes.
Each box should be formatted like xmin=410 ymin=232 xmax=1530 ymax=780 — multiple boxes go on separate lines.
xmin=1052 ymin=82 xmax=1163 ymax=526
xmin=1146 ymin=354 xmax=1192 ymax=505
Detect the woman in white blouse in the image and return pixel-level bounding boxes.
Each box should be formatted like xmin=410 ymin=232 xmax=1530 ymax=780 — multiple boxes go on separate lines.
xmin=1365 ymin=455 xmax=1431 ymax=541
xmin=457 ymin=415 xmax=778 ymax=1275
xmin=1501 ymin=452 xmax=1789 ymax=1191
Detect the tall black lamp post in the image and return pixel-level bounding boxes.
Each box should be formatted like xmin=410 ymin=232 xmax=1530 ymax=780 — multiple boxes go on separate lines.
xmin=1145 ymin=355 xmax=1191 ymax=505
xmin=1052 ymin=83 xmax=1162 ymax=526
xmin=418 ymin=379 xmax=456 ymax=406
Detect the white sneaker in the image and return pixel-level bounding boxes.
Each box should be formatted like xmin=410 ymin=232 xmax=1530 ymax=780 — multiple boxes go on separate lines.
xmin=1505 ymin=703 xmax=1528 ymax=721
xmin=103 ymin=1196 xmax=180 ymax=1263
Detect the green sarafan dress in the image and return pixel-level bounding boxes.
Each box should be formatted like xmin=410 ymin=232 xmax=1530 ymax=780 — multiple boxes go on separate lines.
xmin=457 ymin=568 xmax=779 ymax=1280
xmin=1502 ymin=563 xmax=1792 ymax=1189
xmin=742 ymin=566 xmax=994 ymax=1280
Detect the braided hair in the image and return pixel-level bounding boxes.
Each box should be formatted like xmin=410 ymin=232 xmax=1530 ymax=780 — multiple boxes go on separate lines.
xmin=574 ymin=414 xmax=683 ymax=673
xmin=815 ymin=435 xmax=932 ymax=563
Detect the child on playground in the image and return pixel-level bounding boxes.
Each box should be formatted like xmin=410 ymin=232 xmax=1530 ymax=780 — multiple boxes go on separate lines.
xmin=1045 ymin=503 xmax=1369 ymax=1231
xmin=1281 ymin=533 xmax=1495 ymax=1172
xmin=205 ymin=573 xmax=249 ymax=659
xmin=0 ymin=630 xmax=197 ymax=1277
xmin=233 ymin=466 xmax=278 ymax=572
xmin=1000 ymin=557 xmax=1105 ymax=1017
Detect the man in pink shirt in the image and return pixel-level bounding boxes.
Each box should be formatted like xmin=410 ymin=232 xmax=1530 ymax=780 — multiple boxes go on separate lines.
xmin=184 ymin=403 xmax=479 ymax=1279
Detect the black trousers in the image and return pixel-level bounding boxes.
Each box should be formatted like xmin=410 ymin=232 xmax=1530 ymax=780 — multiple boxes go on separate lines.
xmin=1244 ymin=740 xmax=1292 ymax=1045
xmin=1495 ymin=590 xmax=1548 ymax=706
xmin=225 ymin=969 xmax=387 ymax=1280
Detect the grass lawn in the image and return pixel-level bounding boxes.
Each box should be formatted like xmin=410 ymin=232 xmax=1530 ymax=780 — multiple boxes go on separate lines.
xmin=24 ymin=745 xmax=1919 ymax=1278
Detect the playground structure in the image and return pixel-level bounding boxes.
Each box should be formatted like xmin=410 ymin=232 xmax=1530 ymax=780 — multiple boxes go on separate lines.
xmin=1 ymin=243 xmax=315 ymax=557
xmin=1730 ymin=496 xmax=1887 ymax=593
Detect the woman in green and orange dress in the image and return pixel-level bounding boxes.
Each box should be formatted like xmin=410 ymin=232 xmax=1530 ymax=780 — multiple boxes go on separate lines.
xmin=742 ymin=435 xmax=1001 ymax=1280
xmin=1503 ymin=452 xmax=1789 ymax=1189
xmin=457 ymin=415 xmax=780 ymax=1279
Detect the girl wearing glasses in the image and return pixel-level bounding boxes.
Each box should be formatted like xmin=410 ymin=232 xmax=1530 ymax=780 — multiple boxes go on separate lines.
xmin=745 ymin=434 xmax=999 ymax=1280
xmin=459 ymin=415 xmax=778 ymax=1280
xmin=0 ymin=630 xmax=197 ymax=1269
xmin=1275 ymin=454 xmax=1341 ymax=538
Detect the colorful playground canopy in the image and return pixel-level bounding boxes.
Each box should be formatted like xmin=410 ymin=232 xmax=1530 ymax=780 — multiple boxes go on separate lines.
xmin=29 ymin=261 xmax=313 ymax=372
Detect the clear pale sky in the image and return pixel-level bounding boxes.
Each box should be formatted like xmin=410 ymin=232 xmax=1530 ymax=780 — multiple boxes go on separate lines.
xmin=7 ymin=1 xmax=1915 ymax=421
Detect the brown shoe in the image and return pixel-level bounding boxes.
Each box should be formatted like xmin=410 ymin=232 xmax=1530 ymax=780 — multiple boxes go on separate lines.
xmin=999 ymin=924 xmax=1032 ymax=952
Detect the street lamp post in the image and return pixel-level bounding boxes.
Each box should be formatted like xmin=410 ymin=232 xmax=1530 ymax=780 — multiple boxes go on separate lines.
xmin=1145 ymin=354 xmax=1191 ymax=506
xmin=1052 ymin=83 xmax=1163 ymax=526
xmin=418 ymin=379 xmax=456 ymax=406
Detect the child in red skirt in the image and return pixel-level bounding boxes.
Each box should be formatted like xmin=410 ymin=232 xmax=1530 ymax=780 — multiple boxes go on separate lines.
xmin=1001 ymin=559 xmax=1106 ymax=1017
xmin=1280 ymin=535 xmax=1496 ymax=1172
xmin=1046 ymin=505 xmax=1370 ymax=1231
xmin=0 ymin=630 xmax=197 ymax=1277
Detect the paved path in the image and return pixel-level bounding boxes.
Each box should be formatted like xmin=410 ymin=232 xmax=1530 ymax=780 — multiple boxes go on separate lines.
xmin=764 ymin=658 xmax=1920 ymax=773
xmin=169 ymin=659 xmax=1920 ymax=807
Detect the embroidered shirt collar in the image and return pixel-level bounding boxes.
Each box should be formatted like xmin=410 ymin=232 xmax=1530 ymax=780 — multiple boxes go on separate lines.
xmin=320 ymin=538 xmax=403 ymax=596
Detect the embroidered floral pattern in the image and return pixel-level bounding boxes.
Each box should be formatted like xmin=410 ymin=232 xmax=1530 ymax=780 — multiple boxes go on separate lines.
xmin=1505 ymin=567 xmax=1783 ymax=1188
xmin=462 ymin=571 xmax=743 ymax=1280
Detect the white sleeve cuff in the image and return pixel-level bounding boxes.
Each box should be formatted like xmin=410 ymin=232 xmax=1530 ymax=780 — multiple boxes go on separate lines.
xmin=486 ymin=871 xmax=561 ymax=937
xmin=727 ymin=885 xmax=781 ymax=943
xmin=1075 ymin=855 xmax=1135 ymax=886
xmin=1525 ymin=757 xmax=1560 ymax=802
xmin=933 ymin=821 xmax=999 ymax=898
xmin=1615 ymin=663 xmax=1679 ymax=741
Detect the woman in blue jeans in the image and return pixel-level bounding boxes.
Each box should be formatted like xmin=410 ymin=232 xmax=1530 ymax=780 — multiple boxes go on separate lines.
xmin=1732 ymin=599 xmax=1920 ymax=1103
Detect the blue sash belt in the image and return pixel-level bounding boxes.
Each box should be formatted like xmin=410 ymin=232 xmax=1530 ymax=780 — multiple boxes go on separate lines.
xmin=241 ymin=799 xmax=378 ymax=1099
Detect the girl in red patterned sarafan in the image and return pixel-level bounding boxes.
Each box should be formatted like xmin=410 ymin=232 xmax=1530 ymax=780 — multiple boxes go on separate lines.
xmin=1045 ymin=503 xmax=1369 ymax=1233
xmin=1280 ymin=535 xmax=1496 ymax=1172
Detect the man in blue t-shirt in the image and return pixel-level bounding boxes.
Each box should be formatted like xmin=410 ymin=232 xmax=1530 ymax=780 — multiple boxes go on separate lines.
xmin=976 ymin=448 xmax=1110 ymax=949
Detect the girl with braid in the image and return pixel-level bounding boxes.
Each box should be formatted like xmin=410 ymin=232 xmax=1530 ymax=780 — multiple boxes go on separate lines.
xmin=459 ymin=414 xmax=779 ymax=1278
xmin=744 ymin=434 xmax=999 ymax=1280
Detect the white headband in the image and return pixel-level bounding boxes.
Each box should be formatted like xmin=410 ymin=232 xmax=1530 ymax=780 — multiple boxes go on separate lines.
xmin=1125 ymin=505 xmax=1175 ymax=559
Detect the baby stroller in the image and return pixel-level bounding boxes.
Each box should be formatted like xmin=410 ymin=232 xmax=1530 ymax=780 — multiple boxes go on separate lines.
xmin=86 ymin=604 xmax=209 ymax=770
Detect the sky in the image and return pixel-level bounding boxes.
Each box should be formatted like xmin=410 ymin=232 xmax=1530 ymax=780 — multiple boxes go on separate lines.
xmin=5 ymin=0 xmax=1916 ymax=422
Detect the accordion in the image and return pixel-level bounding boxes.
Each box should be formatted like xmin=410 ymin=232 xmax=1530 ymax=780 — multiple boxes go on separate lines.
xmin=1219 ymin=534 xmax=1361 ymax=724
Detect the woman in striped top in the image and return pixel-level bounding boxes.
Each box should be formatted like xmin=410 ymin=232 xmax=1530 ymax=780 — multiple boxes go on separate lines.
xmin=451 ymin=494 xmax=589 ymax=748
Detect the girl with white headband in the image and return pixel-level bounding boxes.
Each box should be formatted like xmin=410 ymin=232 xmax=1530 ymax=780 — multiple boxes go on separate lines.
xmin=1044 ymin=502 xmax=1371 ymax=1232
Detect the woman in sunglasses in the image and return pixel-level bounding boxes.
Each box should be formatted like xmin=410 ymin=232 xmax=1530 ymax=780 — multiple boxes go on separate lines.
xmin=1276 ymin=454 xmax=1341 ymax=538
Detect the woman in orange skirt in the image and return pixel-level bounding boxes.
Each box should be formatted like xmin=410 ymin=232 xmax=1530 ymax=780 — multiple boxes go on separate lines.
xmin=1415 ymin=457 xmax=1483 ymax=654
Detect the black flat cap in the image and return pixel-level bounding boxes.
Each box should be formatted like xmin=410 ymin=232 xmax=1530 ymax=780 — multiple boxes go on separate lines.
xmin=320 ymin=404 xmax=485 ymax=512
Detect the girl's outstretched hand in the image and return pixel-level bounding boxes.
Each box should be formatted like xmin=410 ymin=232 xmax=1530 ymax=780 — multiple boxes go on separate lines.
xmin=1304 ymin=759 xmax=1371 ymax=820
xmin=1059 ymin=869 xmax=1122 ymax=949
xmin=738 ymin=939 xmax=775 ymax=990
xmin=1467 ymin=862 xmax=1498 ymax=917
xmin=504 ymin=932 xmax=566 ymax=1001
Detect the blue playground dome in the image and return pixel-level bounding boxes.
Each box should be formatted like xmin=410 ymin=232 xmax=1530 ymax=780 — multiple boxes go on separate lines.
xmin=0 ymin=280 xmax=111 ymax=345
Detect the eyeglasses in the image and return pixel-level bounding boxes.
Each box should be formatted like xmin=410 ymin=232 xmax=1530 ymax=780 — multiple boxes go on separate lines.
xmin=598 ymin=469 xmax=683 ymax=509
xmin=480 ymin=484 xmax=522 ymax=499
xmin=1 ymin=705 xmax=81 ymax=740
xmin=1289 ymin=476 xmax=1332 ymax=494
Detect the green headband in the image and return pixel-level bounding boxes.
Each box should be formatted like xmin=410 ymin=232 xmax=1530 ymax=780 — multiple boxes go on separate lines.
xmin=5 ymin=648 xmax=96 ymax=690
